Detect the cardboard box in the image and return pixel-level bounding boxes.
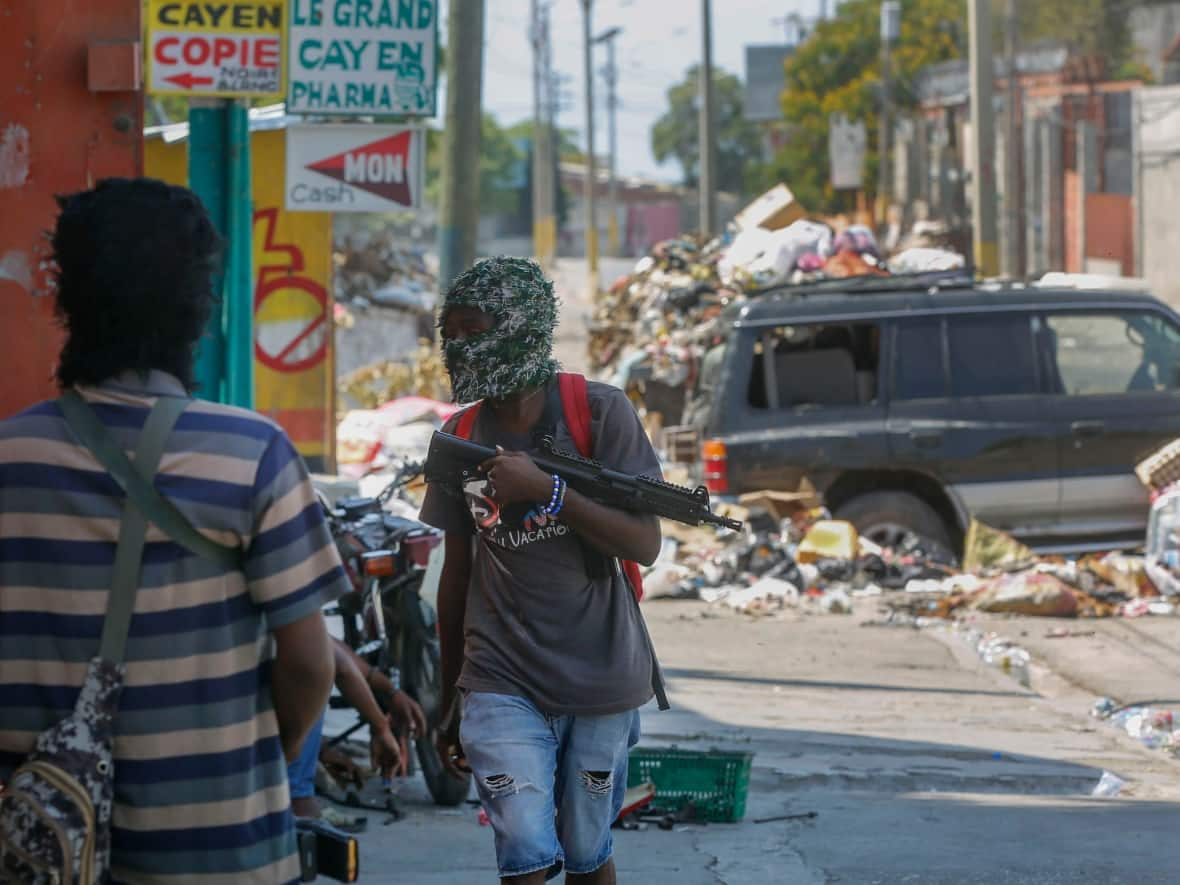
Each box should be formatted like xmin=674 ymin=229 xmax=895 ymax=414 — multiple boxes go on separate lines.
xmin=735 ymin=184 xmax=807 ymax=232
xmin=738 ymin=483 xmax=822 ymax=522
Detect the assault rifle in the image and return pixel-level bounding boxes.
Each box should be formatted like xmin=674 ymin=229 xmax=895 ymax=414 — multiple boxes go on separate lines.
xmin=423 ymin=431 xmax=743 ymax=532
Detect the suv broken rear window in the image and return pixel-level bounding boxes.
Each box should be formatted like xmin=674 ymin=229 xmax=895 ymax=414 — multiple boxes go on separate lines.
xmin=747 ymin=323 xmax=880 ymax=409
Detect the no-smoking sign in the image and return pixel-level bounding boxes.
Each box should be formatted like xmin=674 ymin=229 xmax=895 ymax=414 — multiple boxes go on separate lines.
xmin=253 ymin=208 xmax=330 ymax=375
xmin=255 ymin=275 xmax=329 ymax=373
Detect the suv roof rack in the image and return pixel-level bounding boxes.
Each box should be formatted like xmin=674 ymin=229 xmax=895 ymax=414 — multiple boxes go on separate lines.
xmin=754 ymin=267 xmax=977 ymax=299
xmin=1035 ymin=272 xmax=1151 ymax=293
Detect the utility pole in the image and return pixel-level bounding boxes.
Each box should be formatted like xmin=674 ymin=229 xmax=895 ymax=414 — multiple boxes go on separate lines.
xmin=595 ymin=27 xmax=622 ymax=258
xmin=968 ymin=0 xmax=999 ymax=276
xmin=531 ymin=1 xmax=558 ymax=268
xmin=541 ymin=4 xmax=558 ymax=265
xmin=531 ymin=0 xmax=545 ymax=264
xmin=878 ymin=1 xmax=899 ymax=227
xmin=1003 ymin=0 xmax=1022 ymax=277
xmin=699 ymin=0 xmax=717 ymax=237
xmin=438 ymin=0 xmax=486 ymax=293
xmin=580 ymin=0 xmax=599 ymax=297
xmin=1077 ymin=120 xmax=1094 ymax=273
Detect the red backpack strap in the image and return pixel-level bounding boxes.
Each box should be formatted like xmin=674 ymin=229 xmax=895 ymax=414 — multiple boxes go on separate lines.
xmin=557 ymin=373 xmax=593 ymax=457
xmin=622 ymin=560 xmax=645 ymax=602
xmin=557 ymin=373 xmax=645 ymax=602
xmin=453 ymin=402 xmax=482 ymax=440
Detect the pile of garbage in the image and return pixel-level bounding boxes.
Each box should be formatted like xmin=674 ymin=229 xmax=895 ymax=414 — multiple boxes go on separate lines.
xmin=1138 ymin=442 xmax=1180 ymax=596
xmin=336 ymin=340 xmax=456 ymax=477
xmin=643 ymin=497 xmax=1176 ymax=621
xmin=336 ymin=396 xmax=457 ymax=479
xmin=334 ymin=228 xmax=437 ymax=314
xmin=338 ymin=339 xmax=450 ymax=412
xmin=643 ymin=489 xmax=957 ymax=617
xmin=587 ymin=234 xmax=738 ymax=386
xmin=590 ymin=184 xmax=966 ymax=419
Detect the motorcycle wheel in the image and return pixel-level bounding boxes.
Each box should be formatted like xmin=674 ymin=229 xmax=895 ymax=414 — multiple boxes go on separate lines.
xmin=400 ymin=589 xmax=472 ymax=807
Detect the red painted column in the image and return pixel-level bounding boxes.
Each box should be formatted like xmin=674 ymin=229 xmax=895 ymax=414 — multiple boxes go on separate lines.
xmin=0 ymin=0 xmax=142 ymax=417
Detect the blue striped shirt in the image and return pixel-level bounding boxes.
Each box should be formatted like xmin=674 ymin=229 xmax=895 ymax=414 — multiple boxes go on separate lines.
xmin=0 ymin=371 xmax=349 ymax=884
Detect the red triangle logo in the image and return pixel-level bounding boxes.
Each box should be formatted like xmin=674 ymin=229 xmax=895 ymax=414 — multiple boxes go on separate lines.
xmin=306 ymin=131 xmax=413 ymax=205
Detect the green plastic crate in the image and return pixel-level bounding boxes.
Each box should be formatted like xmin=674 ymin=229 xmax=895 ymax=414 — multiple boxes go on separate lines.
xmin=627 ymin=747 xmax=753 ymax=823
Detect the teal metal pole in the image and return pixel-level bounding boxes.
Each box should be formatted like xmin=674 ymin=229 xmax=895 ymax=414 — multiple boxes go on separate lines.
xmin=188 ymin=101 xmax=227 ymax=402
xmin=222 ymin=101 xmax=254 ymax=410
xmin=186 ymin=100 xmax=253 ymax=408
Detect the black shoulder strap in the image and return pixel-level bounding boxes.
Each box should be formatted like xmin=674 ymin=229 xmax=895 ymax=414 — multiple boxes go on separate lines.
xmin=58 ymin=391 xmax=243 ymax=572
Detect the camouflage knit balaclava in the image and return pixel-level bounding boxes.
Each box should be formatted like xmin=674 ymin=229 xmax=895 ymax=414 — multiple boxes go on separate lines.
xmin=439 ymin=256 xmax=561 ymax=403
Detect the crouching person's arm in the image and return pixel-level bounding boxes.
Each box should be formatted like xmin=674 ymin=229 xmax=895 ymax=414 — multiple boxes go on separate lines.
xmin=272 ymin=611 xmax=335 ymax=762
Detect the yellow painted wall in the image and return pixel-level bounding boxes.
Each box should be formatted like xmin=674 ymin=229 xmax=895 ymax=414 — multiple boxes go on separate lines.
xmin=145 ymin=129 xmax=335 ymax=471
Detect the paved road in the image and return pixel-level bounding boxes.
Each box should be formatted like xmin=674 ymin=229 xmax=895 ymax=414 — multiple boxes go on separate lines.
xmin=336 ymin=601 xmax=1180 ymax=884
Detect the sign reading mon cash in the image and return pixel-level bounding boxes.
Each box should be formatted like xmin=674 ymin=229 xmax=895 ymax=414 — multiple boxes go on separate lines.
xmin=287 ymin=0 xmax=438 ymax=116
xmin=285 ymin=124 xmax=425 ymax=213
xmin=146 ymin=0 xmax=284 ymax=96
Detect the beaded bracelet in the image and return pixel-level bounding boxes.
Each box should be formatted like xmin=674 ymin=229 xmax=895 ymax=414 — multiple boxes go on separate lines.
xmin=549 ymin=478 xmax=568 ymax=516
xmin=541 ymin=474 xmax=566 ymax=516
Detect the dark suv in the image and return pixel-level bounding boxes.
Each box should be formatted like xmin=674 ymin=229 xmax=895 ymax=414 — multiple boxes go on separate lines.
xmin=679 ymin=272 xmax=1180 ymax=553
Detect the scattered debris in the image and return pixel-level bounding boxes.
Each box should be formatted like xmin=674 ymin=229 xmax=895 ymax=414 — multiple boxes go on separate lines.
xmin=754 ymin=811 xmax=818 ymax=824
xmin=1090 ymin=771 xmax=1127 ymax=798
xmin=1044 ymin=628 xmax=1097 ymax=639
xmin=974 ymin=572 xmax=1079 ymax=618
xmin=1093 ymin=700 xmax=1180 ymax=755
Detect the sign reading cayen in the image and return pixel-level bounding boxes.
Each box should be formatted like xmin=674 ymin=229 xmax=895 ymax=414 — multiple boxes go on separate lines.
xmin=287 ymin=0 xmax=438 ymax=116
xmin=285 ymin=124 xmax=425 ymax=213
xmin=146 ymin=0 xmax=285 ymax=96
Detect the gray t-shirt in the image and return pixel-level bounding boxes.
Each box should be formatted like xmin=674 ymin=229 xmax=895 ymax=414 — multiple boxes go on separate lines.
xmin=419 ymin=379 xmax=661 ymax=716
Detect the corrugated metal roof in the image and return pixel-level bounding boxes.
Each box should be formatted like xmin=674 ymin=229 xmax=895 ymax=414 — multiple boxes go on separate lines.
xmin=144 ymin=103 xmax=300 ymax=143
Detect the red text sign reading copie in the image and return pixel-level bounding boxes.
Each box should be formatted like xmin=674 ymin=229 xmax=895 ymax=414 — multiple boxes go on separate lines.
xmin=147 ymin=1 xmax=284 ymax=97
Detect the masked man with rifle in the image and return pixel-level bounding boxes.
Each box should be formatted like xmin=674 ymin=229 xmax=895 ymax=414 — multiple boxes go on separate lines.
xmin=420 ymin=257 xmax=666 ymax=885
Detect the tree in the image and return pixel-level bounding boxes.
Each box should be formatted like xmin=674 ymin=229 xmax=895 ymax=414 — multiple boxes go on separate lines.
xmin=1020 ymin=0 xmax=1147 ymax=80
xmin=650 ymin=66 xmax=763 ymax=195
xmin=770 ymin=0 xmax=1154 ymax=215
xmin=503 ymin=120 xmax=582 ymax=159
xmin=771 ymin=0 xmax=964 ymax=214
xmin=424 ymin=113 xmax=525 ymax=214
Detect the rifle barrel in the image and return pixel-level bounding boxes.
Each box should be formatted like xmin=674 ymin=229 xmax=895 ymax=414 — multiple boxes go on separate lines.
xmin=425 ymin=431 xmax=744 ymax=532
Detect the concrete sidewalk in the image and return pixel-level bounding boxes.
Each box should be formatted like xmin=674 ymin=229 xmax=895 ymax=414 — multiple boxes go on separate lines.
xmin=339 ymin=601 xmax=1180 ymax=884
xmin=962 ymin=610 xmax=1180 ymax=706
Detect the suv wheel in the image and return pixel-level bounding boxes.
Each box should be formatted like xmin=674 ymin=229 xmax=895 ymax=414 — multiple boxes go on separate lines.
xmin=834 ymin=491 xmax=954 ymax=554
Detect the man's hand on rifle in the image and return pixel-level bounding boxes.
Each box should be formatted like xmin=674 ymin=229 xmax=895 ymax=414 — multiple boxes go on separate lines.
xmin=480 ymin=447 xmax=552 ymax=506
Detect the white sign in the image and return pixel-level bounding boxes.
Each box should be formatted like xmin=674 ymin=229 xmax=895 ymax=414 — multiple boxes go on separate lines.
xmin=287 ymin=0 xmax=439 ymax=116
xmin=829 ymin=114 xmax=867 ymax=190
xmin=285 ymin=124 xmax=425 ymax=213
xmin=146 ymin=0 xmax=284 ymax=97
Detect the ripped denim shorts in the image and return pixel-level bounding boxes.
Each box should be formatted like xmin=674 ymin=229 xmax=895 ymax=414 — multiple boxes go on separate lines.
xmin=460 ymin=691 xmax=641 ymax=879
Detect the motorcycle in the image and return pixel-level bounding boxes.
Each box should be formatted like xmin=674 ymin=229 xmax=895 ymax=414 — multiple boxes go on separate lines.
xmin=319 ymin=459 xmax=471 ymax=807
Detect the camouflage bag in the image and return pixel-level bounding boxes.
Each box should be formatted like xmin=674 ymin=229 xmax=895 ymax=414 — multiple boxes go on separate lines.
xmin=0 ymin=393 xmax=190 ymax=884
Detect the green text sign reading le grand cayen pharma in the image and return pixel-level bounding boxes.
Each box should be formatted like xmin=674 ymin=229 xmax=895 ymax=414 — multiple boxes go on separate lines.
xmin=287 ymin=0 xmax=438 ymax=116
